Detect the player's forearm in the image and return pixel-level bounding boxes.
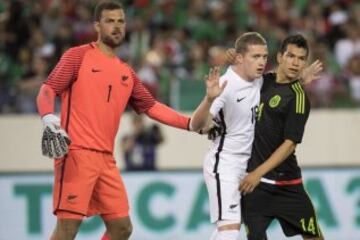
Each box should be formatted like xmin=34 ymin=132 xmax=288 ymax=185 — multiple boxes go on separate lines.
xmin=190 ymin=96 xmax=213 ymax=132
xmin=254 ymin=139 xmax=296 ymax=177
xmin=145 ymin=102 xmax=191 ymax=130
xmin=37 ymin=84 xmax=56 ymax=117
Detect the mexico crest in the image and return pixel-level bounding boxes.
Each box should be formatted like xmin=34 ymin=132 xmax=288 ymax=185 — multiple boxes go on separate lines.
xmin=269 ymin=95 xmax=281 ymax=108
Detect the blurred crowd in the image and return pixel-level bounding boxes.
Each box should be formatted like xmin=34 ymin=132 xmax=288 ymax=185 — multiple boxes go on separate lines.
xmin=1 ymin=0 xmax=360 ymax=114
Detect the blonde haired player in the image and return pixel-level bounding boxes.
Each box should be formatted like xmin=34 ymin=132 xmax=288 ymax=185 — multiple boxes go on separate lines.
xmin=191 ymin=32 xmax=268 ymax=240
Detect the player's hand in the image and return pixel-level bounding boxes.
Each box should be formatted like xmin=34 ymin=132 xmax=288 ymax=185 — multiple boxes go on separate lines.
xmin=226 ymin=48 xmax=237 ymax=64
xmin=41 ymin=114 xmax=71 ymax=159
xmin=239 ymin=171 xmax=262 ymax=194
xmin=205 ymin=67 xmax=227 ymax=103
xmin=198 ymin=120 xmax=215 ymax=135
xmin=198 ymin=119 xmax=224 ymax=140
xmin=207 ymin=121 xmax=224 ymax=140
xmin=42 ymin=113 xmax=61 ymax=132
xmin=300 ymin=59 xmax=323 ymax=85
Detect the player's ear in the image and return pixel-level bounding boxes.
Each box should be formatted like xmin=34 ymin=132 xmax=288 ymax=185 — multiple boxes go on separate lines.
xmin=236 ymin=53 xmax=243 ymax=64
xmin=94 ymin=21 xmax=100 ymax=33
xmin=276 ymin=52 xmax=282 ymax=64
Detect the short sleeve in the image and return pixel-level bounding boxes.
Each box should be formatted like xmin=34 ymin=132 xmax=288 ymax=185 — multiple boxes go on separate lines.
xmin=210 ymin=78 xmax=228 ymax=117
xmin=284 ymin=96 xmax=310 ymax=143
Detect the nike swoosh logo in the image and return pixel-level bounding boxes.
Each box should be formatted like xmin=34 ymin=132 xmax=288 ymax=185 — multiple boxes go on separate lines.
xmin=229 ymin=204 xmax=238 ymax=209
xmin=67 ymin=195 xmax=77 ymax=200
xmin=237 ymin=97 xmax=245 ymax=103
xmin=92 ymin=68 xmax=101 ymax=73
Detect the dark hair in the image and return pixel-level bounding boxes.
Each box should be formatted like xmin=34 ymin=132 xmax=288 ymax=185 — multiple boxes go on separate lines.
xmin=279 ymin=34 xmax=309 ymax=57
xmin=94 ymin=1 xmax=123 ymax=21
xmin=235 ymin=32 xmax=267 ymax=54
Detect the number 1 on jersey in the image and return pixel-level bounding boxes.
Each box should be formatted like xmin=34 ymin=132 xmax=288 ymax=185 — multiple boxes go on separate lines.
xmin=107 ymin=85 xmax=112 ymax=102
xmin=251 ymin=106 xmax=257 ymax=124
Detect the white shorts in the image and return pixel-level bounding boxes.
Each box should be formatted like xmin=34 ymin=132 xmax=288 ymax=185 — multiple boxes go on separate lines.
xmin=203 ymin=152 xmax=247 ymax=223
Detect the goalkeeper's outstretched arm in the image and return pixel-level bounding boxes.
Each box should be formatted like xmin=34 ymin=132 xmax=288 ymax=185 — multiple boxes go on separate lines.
xmin=145 ymin=102 xmax=191 ymax=130
xmin=144 ymin=66 xmax=225 ymax=132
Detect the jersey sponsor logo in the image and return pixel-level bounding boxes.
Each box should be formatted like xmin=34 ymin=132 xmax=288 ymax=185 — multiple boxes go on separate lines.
xmin=122 ymin=75 xmax=129 ymax=81
xmin=236 ymin=97 xmax=246 ymax=103
xmin=269 ymin=95 xmax=281 ymax=108
xmin=91 ymin=68 xmax=101 ymax=73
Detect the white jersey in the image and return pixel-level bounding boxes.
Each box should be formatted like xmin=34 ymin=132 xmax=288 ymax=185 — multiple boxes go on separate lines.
xmin=205 ymin=66 xmax=263 ymax=177
xmin=203 ymin=66 xmax=263 ymax=223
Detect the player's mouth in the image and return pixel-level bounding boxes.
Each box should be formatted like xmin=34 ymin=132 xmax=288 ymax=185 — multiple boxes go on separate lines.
xmin=112 ymin=31 xmax=122 ymax=38
xmin=288 ymin=68 xmax=298 ymax=74
xmin=256 ymin=68 xmax=264 ymax=74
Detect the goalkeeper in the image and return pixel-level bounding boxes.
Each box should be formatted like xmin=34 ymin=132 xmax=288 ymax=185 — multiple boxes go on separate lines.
xmin=36 ymin=1 xmax=221 ymax=240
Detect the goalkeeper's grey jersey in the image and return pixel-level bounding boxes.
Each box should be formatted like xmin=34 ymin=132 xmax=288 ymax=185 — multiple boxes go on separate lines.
xmin=207 ymin=66 xmax=263 ymax=174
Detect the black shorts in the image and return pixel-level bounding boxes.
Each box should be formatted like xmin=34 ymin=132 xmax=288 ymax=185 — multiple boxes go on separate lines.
xmin=242 ymin=182 xmax=322 ymax=240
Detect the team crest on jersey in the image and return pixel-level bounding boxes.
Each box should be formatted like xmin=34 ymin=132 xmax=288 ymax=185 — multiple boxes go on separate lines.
xmin=269 ymin=95 xmax=281 ymax=108
xmin=121 ymin=75 xmax=129 ymax=86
